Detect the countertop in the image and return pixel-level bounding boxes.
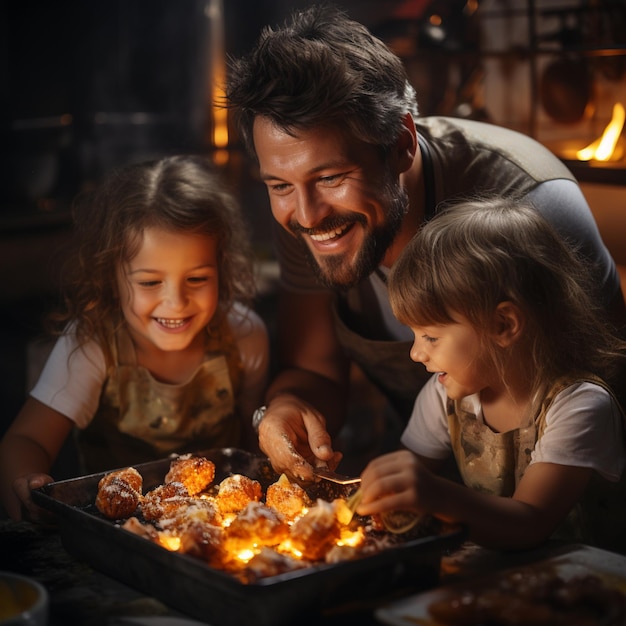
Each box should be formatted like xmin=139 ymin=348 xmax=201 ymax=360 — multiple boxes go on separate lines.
xmin=0 ymin=517 xmax=412 ymax=626
xmin=4 ymin=516 xmax=613 ymax=626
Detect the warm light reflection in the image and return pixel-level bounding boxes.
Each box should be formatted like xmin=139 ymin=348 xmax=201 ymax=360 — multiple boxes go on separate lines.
xmin=206 ymin=0 xmax=229 ymax=163
xmin=338 ymin=528 xmax=364 ymax=547
xmin=237 ymin=549 xmax=255 ymax=562
xmin=577 ymin=103 xmax=625 ymax=162
xmin=158 ymin=535 xmax=181 ymax=551
xmin=465 ymin=0 xmax=479 ymax=15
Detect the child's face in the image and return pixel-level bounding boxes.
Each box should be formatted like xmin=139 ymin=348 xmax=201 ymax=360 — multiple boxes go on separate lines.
xmin=117 ymin=227 xmax=219 ymax=354
xmin=408 ymin=314 xmax=493 ymax=400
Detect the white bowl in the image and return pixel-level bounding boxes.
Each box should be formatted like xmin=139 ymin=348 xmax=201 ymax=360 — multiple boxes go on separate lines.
xmin=0 ymin=572 xmax=48 ymax=626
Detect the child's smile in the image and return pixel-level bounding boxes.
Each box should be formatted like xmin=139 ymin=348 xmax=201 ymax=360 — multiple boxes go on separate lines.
xmin=154 ymin=317 xmax=192 ymax=330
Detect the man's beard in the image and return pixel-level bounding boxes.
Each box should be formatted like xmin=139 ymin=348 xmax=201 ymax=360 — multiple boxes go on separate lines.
xmin=292 ymin=178 xmax=409 ymax=290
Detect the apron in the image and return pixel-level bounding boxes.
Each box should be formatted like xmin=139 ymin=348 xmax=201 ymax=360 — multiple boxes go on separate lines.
xmin=330 ymin=137 xmax=438 ymax=424
xmin=332 ymin=279 xmax=430 ymax=422
xmin=448 ymin=373 xmax=626 ymax=553
xmin=77 ymin=318 xmax=242 ymax=473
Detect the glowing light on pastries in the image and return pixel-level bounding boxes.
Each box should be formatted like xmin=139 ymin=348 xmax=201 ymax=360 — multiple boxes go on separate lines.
xmin=289 ymin=499 xmax=341 ymax=561
xmin=164 ymin=454 xmax=216 ymax=495
xmin=224 ymin=501 xmax=289 ymax=554
xmin=215 ymin=474 xmax=262 ymax=516
xmin=244 ymin=547 xmax=307 ymax=582
xmin=265 ymin=473 xmax=312 ymax=521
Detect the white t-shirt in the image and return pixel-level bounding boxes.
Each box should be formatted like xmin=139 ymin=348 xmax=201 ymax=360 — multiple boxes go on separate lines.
xmin=401 ymin=375 xmax=625 ymax=482
xmin=30 ymin=302 xmax=269 ymax=428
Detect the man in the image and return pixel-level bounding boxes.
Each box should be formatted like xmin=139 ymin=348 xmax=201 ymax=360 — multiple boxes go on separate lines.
xmin=226 ymin=5 xmax=626 ymax=481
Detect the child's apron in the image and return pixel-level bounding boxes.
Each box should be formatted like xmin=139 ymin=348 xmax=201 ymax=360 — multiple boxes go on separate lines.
xmin=77 ymin=319 xmax=242 ymax=473
xmin=448 ymin=373 xmax=626 ymax=553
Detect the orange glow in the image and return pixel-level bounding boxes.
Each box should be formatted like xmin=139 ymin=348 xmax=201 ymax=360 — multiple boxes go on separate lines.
xmin=338 ymin=528 xmax=365 ymax=547
xmin=276 ymin=538 xmax=303 ymax=559
xmin=207 ymin=0 xmax=229 ymax=162
xmin=577 ymin=103 xmax=625 ymax=162
xmin=465 ymin=0 xmax=479 ymax=15
xmin=150 ymin=495 xmax=364 ymax=565
xmin=212 ymin=85 xmax=229 ymax=150
xmin=158 ymin=535 xmax=181 ymax=551
xmin=236 ymin=548 xmax=256 ymax=562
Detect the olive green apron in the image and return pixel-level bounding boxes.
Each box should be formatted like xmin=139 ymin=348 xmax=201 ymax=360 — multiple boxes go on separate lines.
xmin=77 ymin=319 xmax=242 ymax=473
xmin=332 ymin=279 xmax=431 ymax=423
xmin=448 ymin=373 xmax=626 ymax=553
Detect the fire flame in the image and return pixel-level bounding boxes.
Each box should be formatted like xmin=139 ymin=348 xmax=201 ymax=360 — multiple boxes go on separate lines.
xmin=577 ymin=103 xmax=625 ymax=162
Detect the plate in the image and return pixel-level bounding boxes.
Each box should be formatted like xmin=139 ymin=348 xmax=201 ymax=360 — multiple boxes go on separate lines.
xmin=375 ymin=544 xmax=626 ymax=626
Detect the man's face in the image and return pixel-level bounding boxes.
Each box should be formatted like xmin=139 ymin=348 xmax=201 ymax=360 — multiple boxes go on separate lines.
xmin=253 ymin=116 xmax=409 ymax=290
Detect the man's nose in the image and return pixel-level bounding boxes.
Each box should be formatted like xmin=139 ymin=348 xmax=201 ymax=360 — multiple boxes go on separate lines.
xmin=294 ymin=188 xmax=328 ymax=229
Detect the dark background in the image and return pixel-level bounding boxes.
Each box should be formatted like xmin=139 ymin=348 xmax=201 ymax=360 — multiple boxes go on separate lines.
xmin=1 ymin=0 xmax=624 ymax=456
xmin=0 ymin=0 xmax=485 ymax=435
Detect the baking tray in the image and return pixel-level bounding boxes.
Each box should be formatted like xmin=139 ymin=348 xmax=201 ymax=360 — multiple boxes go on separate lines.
xmin=32 ymin=448 xmax=465 ymax=626
xmin=376 ymin=544 xmax=626 ymax=626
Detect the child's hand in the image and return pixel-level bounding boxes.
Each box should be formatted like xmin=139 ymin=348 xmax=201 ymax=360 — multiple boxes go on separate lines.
xmin=356 ymin=449 xmax=432 ymax=518
xmin=9 ymin=473 xmax=54 ymax=522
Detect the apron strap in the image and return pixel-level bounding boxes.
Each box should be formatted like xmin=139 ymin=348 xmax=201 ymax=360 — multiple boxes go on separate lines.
xmin=418 ymin=135 xmax=437 ymax=221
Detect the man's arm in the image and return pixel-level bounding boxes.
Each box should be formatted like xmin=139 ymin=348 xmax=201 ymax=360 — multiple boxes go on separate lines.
xmin=258 ymin=289 xmax=351 ymax=480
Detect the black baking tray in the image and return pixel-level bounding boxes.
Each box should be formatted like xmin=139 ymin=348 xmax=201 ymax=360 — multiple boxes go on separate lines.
xmin=32 ymin=448 xmax=465 ymax=626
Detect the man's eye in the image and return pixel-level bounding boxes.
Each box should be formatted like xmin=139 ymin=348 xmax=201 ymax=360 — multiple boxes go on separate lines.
xmin=320 ymin=174 xmax=342 ymax=185
xmin=268 ymin=182 xmax=290 ymax=194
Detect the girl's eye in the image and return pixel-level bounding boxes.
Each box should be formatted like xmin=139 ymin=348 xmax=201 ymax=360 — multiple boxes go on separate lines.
xmin=137 ymin=280 xmax=160 ymax=288
xmin=187 ymin=276 xmax=209 ymax=285
xmin=422 ymin=335 xmax=438 ymax=344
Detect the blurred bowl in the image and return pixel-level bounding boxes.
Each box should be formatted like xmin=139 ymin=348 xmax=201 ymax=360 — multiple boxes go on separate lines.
xmin=0 ymin=572 xmax=48 ymax=626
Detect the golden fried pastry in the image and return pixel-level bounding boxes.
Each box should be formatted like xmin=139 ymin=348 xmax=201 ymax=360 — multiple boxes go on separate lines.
xmin=215 ymin=474 xmax=262 ymax=516
xmin=164 ymin=455 xmax=216 ymax=496
xmin=244 ymin=547 xmax=307 ymax=582
xmin=121 ymin=516 xmax=160 ymax=542
xmin=224 ymin=502 xmax=289 ymax=554
xmin=159 ymin=498 xmax=222 ymax=532
xmin=289 ymin=499 xmax=341 ymax=561
xmin=140 ymin=481 xmax=189 ymax=522
xmin=178 ymin=520 xmax=225 ymax=565
xmin=95 ymin=467 xmax=143 ymax=519
xmin=265 ymin=474 xmax=311 ymax=521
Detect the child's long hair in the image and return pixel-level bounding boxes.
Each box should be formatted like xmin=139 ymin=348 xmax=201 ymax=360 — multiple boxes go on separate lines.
xmin=388 ymin=197 xmax=625 ymax=395
xmin=52 ymin=155 xmax=256 ymax=361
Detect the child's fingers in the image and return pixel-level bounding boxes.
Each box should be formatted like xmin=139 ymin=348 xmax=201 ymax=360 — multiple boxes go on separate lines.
xmin=12 ymin=474 xmax=53 ymax=522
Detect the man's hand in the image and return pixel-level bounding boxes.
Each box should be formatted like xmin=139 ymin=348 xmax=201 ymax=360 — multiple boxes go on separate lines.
xmin=258 ymin=394 xmax=342 ymax=482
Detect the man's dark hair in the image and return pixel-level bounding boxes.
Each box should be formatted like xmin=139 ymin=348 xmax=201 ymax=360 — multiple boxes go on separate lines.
xmin=226 ymin=4 xmax=418 ymax=158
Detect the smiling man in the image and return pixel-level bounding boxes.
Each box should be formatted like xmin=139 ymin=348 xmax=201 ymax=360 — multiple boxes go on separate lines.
xmin=226 ymin=4 xmax=626 ymax=481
